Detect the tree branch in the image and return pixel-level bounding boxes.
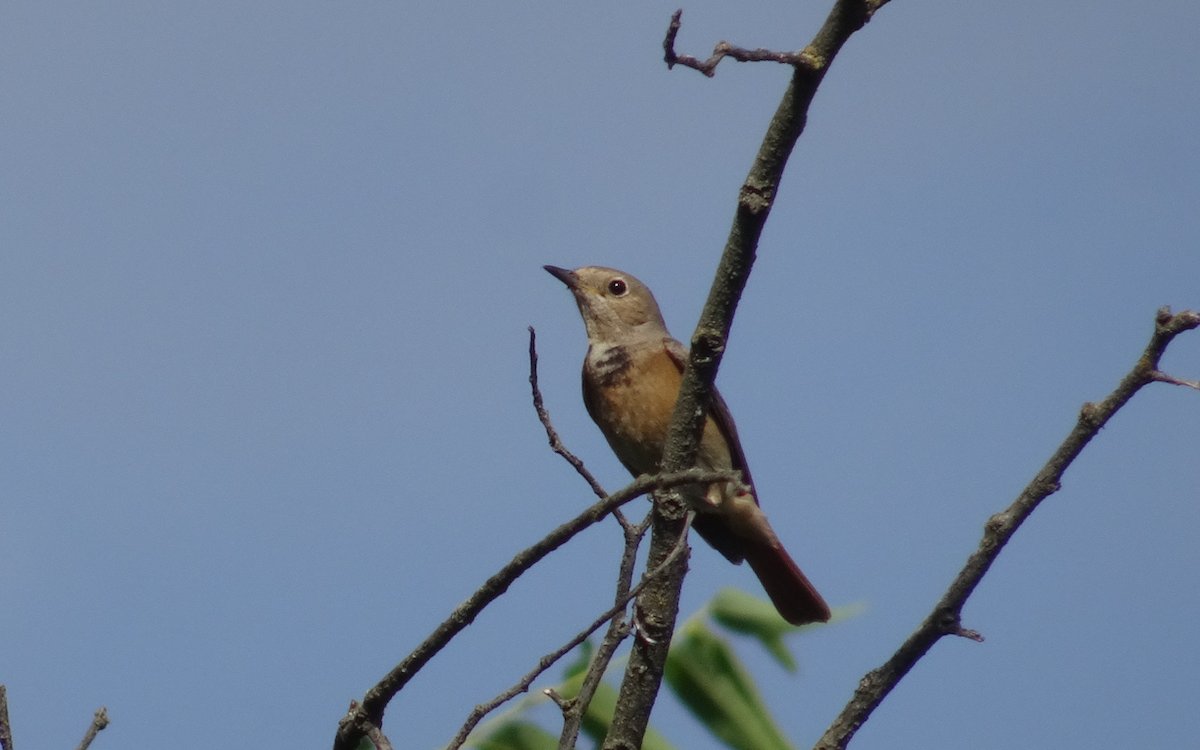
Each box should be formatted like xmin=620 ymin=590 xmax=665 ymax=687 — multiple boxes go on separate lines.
xmin=445 ymin=513 xmax=692 ymax=750
xmin=528 ymin=326 xmax=612 ymax=505
xmin=0 ymin=688 xmax=109 ymax=750
xmin=0 ymin=686 xmax=12 ymax=750
xmin=814 ymin=307 xmax=1200 ymax=749
xmin=663 ymin=4 xmax=889 ymax=77
xmin=332 ymin=468 xmax=737 ymax=750
xmin=74 ymin=708 xmax=109 ymax=750
xmin=555 ymin=512 xmax=650 ymax=750
xmin=602 ymin=6 xmax=889 ymax=749
xmin=529 ymin=323 xmax=658 ymax=748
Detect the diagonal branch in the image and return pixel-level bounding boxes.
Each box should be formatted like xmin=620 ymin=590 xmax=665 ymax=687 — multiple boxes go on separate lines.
xmin=814 ymin=307 xmax=1200 ymax=750
xmin=74 ymin=708 xmax=109 ymax=750
xmin=331 ymin=468 xmax=737 ymax=750
xmin=602 ymin=5 xmax=890 ymax=749
xmin=444 ymin=513 xmax=691 ymax=750
xmin=528 ymin=326 xmax=611 ymax=504
xmin=555 ymin=511 xmax=651 ymax=750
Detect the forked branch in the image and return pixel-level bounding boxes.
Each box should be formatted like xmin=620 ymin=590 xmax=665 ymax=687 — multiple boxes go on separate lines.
xmin=332 ymin=334 xmax=738 ymax=750
xmin=603 ymin=5 xmax=893 ymax=748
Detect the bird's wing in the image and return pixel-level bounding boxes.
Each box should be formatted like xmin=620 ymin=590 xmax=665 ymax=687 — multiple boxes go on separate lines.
xmin=660 ymin=337 xmax=757 ymax=499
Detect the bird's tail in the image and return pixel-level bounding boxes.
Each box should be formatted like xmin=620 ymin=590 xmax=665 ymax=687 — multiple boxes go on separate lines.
xmin=743 ymin=540 xmax=831 ymax=626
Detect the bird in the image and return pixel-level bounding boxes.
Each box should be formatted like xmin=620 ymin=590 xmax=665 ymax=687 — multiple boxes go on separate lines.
xmin=544 ymin=265 xmax=830 ymax=625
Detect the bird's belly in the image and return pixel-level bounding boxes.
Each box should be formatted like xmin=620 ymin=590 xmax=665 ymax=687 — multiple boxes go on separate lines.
xmin=586 ymin=350 xmax=731 ymax=476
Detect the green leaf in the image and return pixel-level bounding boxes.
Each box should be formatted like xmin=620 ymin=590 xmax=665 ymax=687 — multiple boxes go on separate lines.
xmin=470 ymin=642 xmax=675 ymax=750
xmin=579 ymin=680 xmax=616 ymax=743
xmin=665 ymin=618 xmax=796 ymax=750
xmin=709 ymin=587 xmax=864 ymax=672
xmin=708 ymin=588 xmax=801 ymax=672
xmin=562 ymin=638 xmax=595 ymax=681
xmin=471 ymin=720 xmax=558 ymax=750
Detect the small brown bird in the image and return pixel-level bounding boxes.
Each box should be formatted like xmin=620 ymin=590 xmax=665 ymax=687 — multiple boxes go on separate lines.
xmin=545 ymin=265 xmax=830 ymax=625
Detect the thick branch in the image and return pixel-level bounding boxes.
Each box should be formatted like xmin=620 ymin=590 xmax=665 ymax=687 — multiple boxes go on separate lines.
xmin=0 ymin=685 xmax=12 ymax=750
xmin=601 ymin=6 xmax=888 ymax=749
xmin=814 ymin=307 xmax=1200 ymax=749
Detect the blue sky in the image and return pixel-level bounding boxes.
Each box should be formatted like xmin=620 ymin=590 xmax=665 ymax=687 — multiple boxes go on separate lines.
xmin=2 ymin=2 xmax=1198 ymax=748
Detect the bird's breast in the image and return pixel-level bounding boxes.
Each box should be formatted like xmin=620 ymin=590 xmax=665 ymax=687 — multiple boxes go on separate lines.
xmin=583 ymin=342 xmax=683 ymax=475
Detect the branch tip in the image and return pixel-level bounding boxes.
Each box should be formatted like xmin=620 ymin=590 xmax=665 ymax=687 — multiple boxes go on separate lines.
xmin=661 ymin=9 xmax=812 ymax=76
xmin=1150 ymin=370 xmax=1200 ymax=390
xmin=75 ymin=706 xmax=111 ymax=750
xmin=954 ymin=627 xmax=985 ymax=643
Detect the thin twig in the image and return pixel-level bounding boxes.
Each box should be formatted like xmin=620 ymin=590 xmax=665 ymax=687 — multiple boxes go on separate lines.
xmin=664 ymin=10 xmax=807 ymax=77
xmin=556 ymin=511 xmax=652 ymax=750
xmin=529 ymin=326 xmax=607 ymax=500
xmin=445 ymin=514 xmax=691 ymax=750
xmin=663 ymin=5 xmax=889 ymax=77
xmin=332 ymin=468 xmax=736 ymax=750
xmin=1150 ymin=370 xmax=1200 ymax=390
xmin=529 ymin=327 xmax=629 ymax=532
xmin=74 ymin=707 xmax=108 ymax=750
xmin=814 ymin=307 xmax=1200 ymax=750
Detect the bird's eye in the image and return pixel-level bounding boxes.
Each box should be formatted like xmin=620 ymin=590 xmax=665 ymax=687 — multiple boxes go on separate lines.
xmin=607 ymin=278 xmax=628 ymax=296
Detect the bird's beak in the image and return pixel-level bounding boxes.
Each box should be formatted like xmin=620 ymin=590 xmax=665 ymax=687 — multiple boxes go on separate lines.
xmin=543 ymin=265 xmax=578 ymax=289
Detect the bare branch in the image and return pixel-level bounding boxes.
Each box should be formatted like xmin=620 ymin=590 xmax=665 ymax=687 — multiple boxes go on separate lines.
xmin=663 ymin=5 xmax=889 ymax=77
xmin=532 ymin=320 xmax=657 ymax=748
xmin=332 ymin=469 xmax=734 ymax=750
xmin=530 ymin=326 xmax=636 ymax=536
xmin=74 ymin=708 xmax=109 ymax=750
xmin=0 ymin=688 xmax=108 ymax=750
xmin=664 ymin=9 xmax=807 ymax=78
xmin=603 ymin=5 xmax=892 ymax=748
xmin=0 ymin=685 xmax=13 ymax=750
xmin=556 ymin=511 xmax=651 ymax=750
xmin=814 ymin=307 xmax=1199 ymax=750
xmin=445 ymin=514 xmax=691 ymax=750
xmin=1149 ymin=370 xmax=1200 ymax=390
xmin=529 ymin=327 xmax=610 ymax=503
xmin=364 ymin=720 xmax=394 ymax=750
